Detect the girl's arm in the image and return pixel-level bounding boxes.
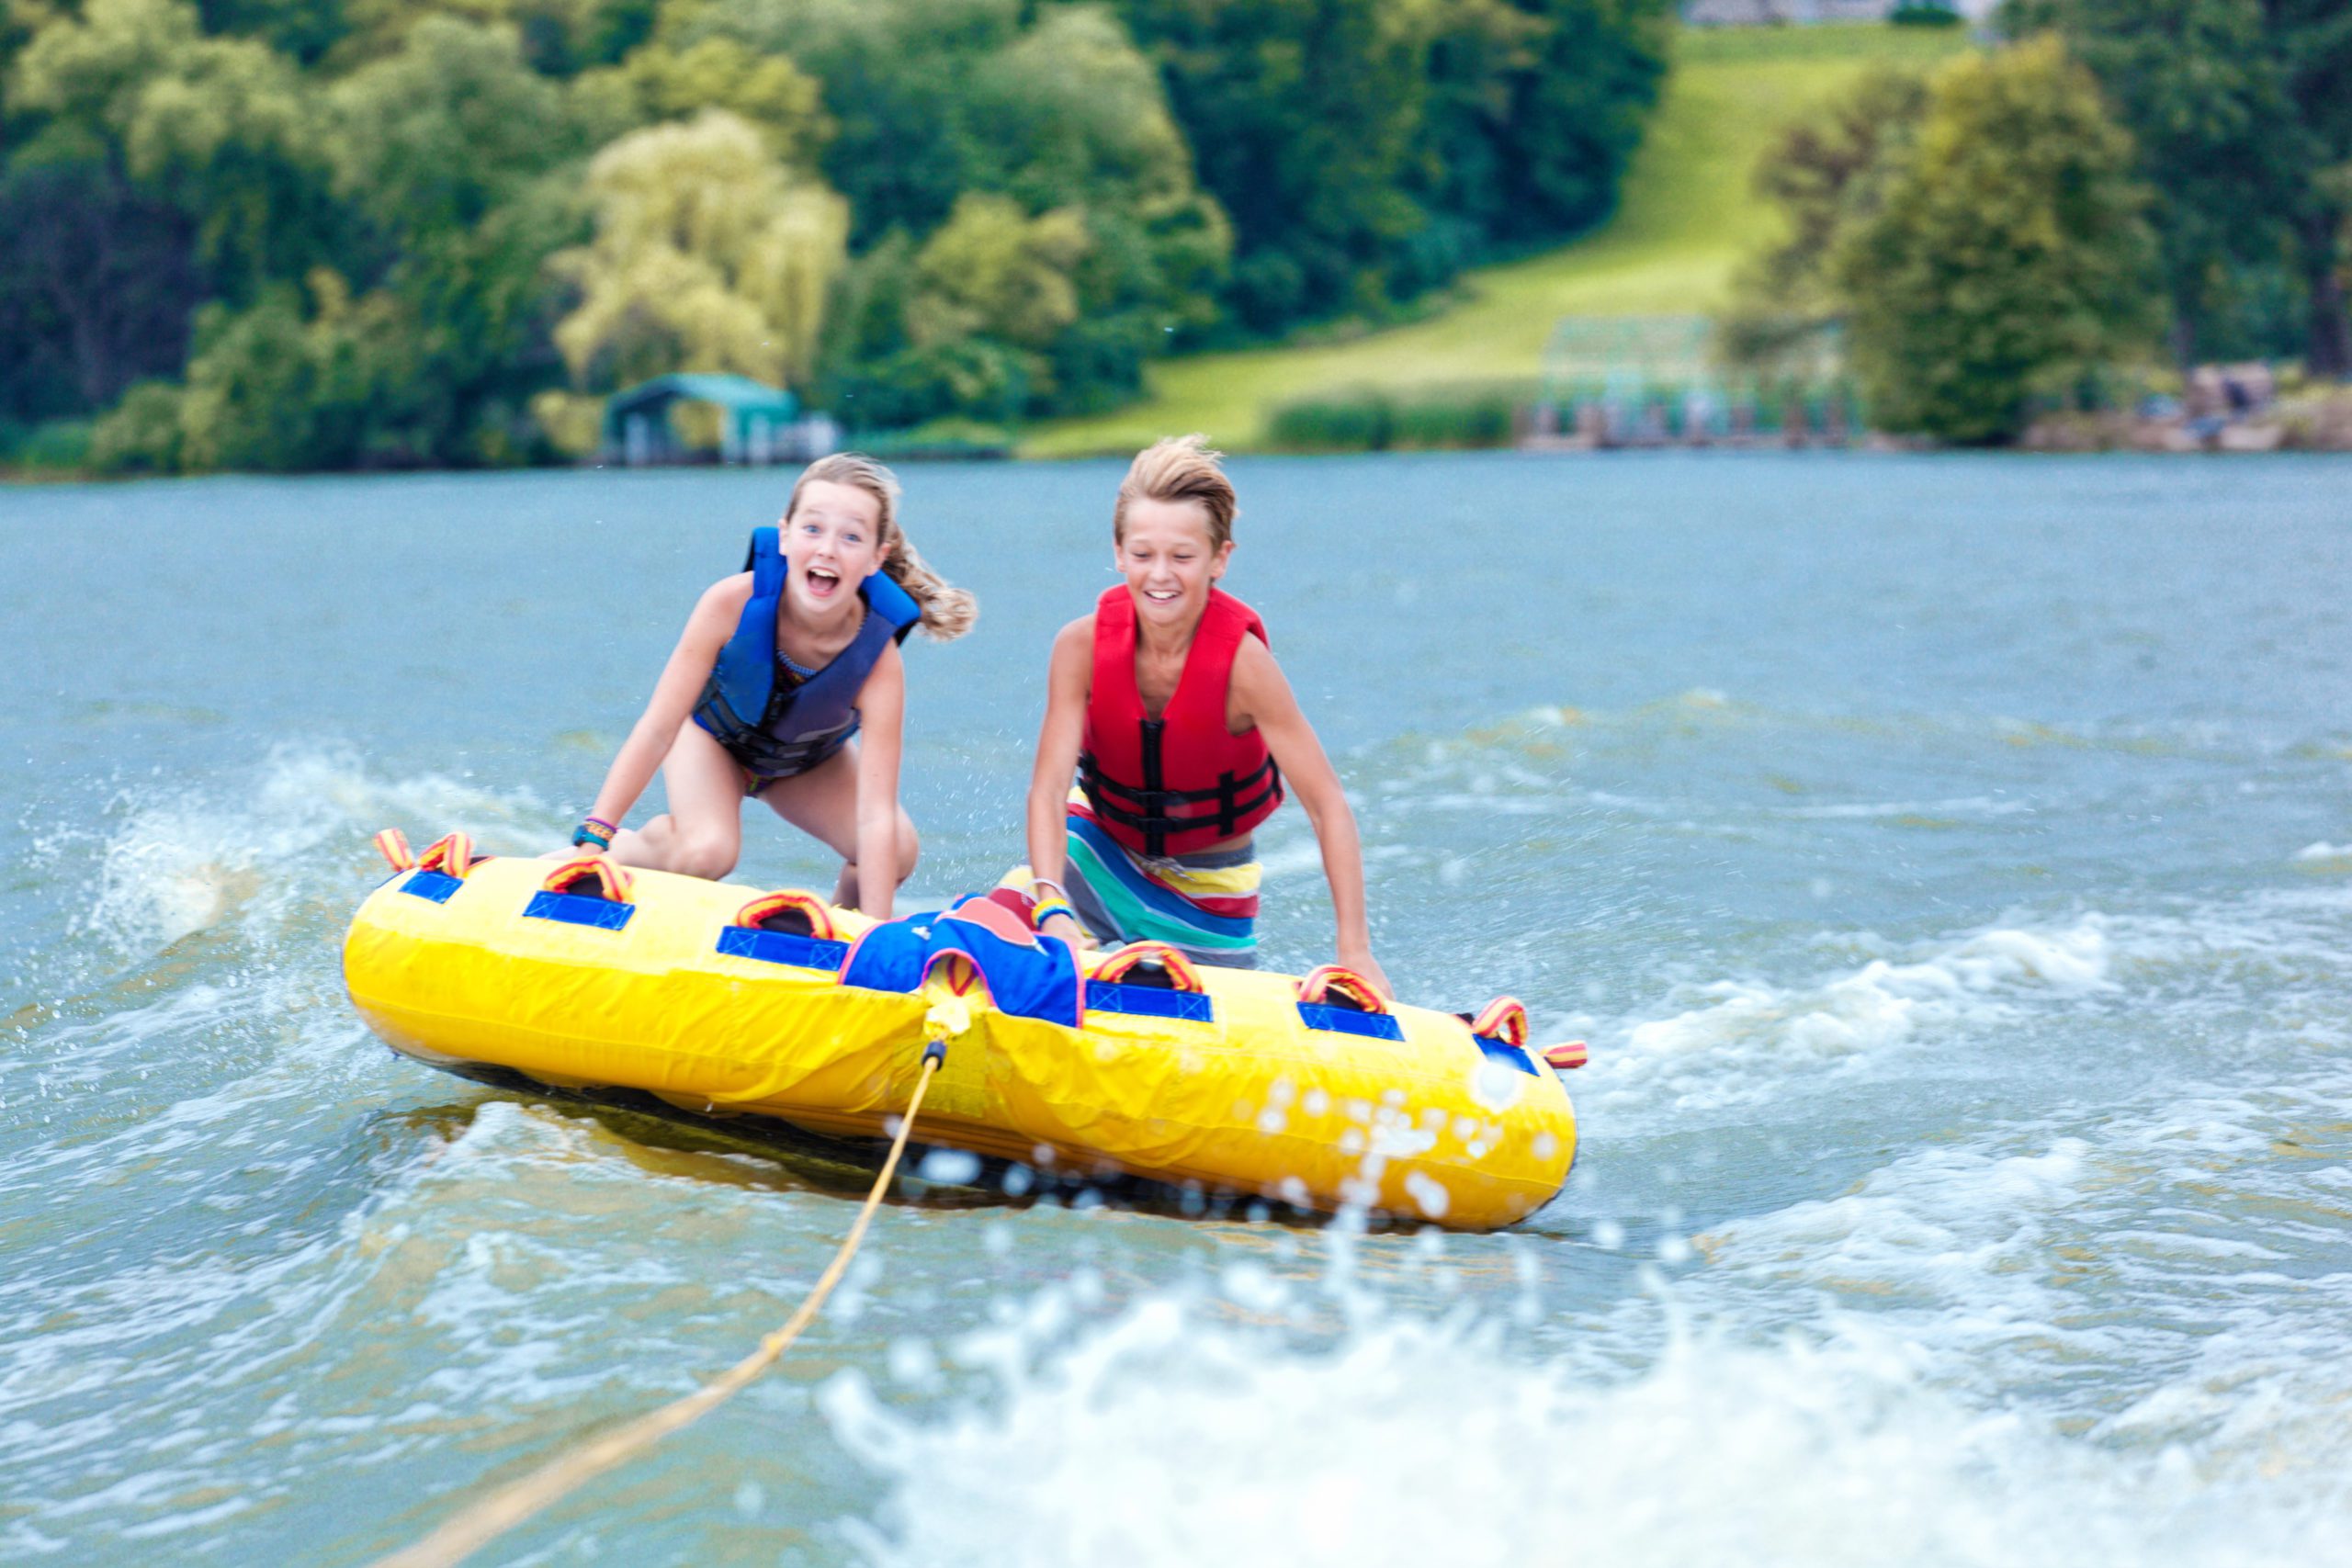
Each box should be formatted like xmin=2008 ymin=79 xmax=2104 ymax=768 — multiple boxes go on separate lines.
xmin=1024 ymin=616 xmax=1095 ymax=946
xmin=1230 ymin=637 xmax=1391 ymax=998
xmin=850 ymin=641 xmax=905 ymax=921
xmin=582 ymin=577 xmax=748 ymax=834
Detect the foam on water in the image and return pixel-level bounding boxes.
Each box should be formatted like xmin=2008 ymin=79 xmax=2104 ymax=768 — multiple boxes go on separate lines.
xmin=1576 ymin=917 xmax=2114 ymax=1122
xmin=821 ymin=1280 xmax=2346 ymax=1568
xmin=76 ymin=742 xmax=552 ymax=956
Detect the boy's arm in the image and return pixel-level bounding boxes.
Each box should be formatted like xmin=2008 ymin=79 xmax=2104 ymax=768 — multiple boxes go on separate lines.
xmin=850 ymin=641 xmax=904 ymax=920
xmin=1025 ymin=616 xmax=1095 ymax=947
xmin=1229 ymin=637 xmax=1390 ymax=998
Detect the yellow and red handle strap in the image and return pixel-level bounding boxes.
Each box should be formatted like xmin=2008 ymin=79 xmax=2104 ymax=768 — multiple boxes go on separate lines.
xmin=541 ymin=853 xmax=633 ymax=902
xmin=415 ymin=832 xmax=476 ymax=877
xmin=1093 ymin=941 xmax=1206 ymax=993
xmin=1296 ymin=964 xmax=1389 ymax=1014
xmin=734 ymin=889 xmax=835 ymax=941
xmin=374 ymin=828 xmax=416 ymax=872
xmin=1469 ymin=996 xmax=1528 ymax=1048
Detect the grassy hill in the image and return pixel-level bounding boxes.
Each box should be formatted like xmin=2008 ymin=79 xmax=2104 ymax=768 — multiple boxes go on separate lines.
xmin=1023 ymin=22 xmax=1971 ymax=458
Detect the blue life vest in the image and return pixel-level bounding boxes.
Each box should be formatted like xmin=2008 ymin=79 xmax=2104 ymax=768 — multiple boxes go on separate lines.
xmin=691 ymin=526 xmax=922 ymax=782
xmin=841 ymin=895 xmax=1081 ymax=1029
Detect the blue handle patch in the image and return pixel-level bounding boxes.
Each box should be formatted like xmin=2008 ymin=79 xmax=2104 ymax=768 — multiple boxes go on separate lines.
xmin=1297 ymin=1003 xmax=1405 ymax=1041
xmin=401 ymin=870 xmax=464 ymax=905
xmin=1473 ymin=1033 xmax=1539 ymax=1076
xmin=1085 ymin=981 xmax=1214 ymax=1023
xmin=524 ymin=890 xmax=635 ymax=931
xmin=718 ymin=926 xmax=850 ymax=972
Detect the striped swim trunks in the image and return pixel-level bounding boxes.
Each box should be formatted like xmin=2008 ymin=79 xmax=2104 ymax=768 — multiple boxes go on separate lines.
xmin=1061 ymin=801 xmax=1261 ymax=968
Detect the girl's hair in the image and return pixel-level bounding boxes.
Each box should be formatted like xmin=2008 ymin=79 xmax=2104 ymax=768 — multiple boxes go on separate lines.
xmin=788 ymin=452 xmax=976 ymax=641
xmin=1114 ymin=434 xmax=1238 ymax=550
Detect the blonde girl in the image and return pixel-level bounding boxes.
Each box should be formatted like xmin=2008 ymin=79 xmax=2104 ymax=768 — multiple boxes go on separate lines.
xmin=568 ymin=454 xmax=974 ymax=919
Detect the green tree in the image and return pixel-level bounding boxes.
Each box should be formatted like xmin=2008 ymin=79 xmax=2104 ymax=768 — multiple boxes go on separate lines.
xmin=1474 ymin=0 xmax=1670 ymax=243
xmin=1117 ymin=0 xmax=1665 ymax=329
xmin=1833 ymin=37 xmax=2161 ymax=443
xmin=0 ymin=163 xmax=210 ymax=419
xmin=549 ymin=107 xmax=847 ymax=394
xmin=664 ymin=0 xmax=1024 ymax=244
xmin=2009 ymin=0 xmax=2352 ymax=374
xmin=322 ymin=17 xmax=589 ymax=463
xmin=331 ymin=0 xmax=656 ymax=74
xmin=1116 ymin=0 xmax=1430 ymax=329
xmin=571 ymin=33 xmax=827 ymax=160
xmin=74 ymin=14 xmax=594 ymax=468
xmin=10 ymin=0 xmax=344 ymax=291
xmin=673 ymin=0 xmax=1227 ymax=414
xmin=1721 ymin=68 xmax=1931 ymax=367
xmin=952 ymin=5 xmax=1228 ymax=399
xmin=326 ymin=14 xmax=571 ymax=236
xmin=92 ymin=268 xmax=396 ymax=471
xmin=5 ymin=0 xmax=347 ymax=429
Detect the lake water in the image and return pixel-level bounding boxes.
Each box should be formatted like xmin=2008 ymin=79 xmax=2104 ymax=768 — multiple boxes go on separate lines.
xmin=3 ymin=452 xmax=2349 ymax=1564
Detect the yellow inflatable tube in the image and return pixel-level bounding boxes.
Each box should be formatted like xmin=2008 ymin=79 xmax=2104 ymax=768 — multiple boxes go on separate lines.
xmin=343 ymin=834 xmax=1579 ymax=1229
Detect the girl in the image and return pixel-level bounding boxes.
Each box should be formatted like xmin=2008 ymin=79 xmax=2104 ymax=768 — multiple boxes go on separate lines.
xmin=1023 ymin=435 xmax=1389 ymax=994
xmin=568 ymin=454 xmax=974 ymax=919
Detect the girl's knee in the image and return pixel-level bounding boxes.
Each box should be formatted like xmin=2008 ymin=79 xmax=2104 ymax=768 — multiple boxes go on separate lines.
xmin=671 ymin=830 xmax=739 ymax=881
xmin=897 ymin=813 xmax=921 ymax=881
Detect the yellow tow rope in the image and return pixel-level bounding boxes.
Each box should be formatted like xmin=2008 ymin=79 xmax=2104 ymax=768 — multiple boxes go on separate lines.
xmin=370 ymin=1042 xmax=947 ymax=1568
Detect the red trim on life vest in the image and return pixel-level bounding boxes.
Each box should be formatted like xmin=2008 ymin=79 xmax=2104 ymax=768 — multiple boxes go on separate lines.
xmin=1080 ymin=584 xmax=1283 ymax=857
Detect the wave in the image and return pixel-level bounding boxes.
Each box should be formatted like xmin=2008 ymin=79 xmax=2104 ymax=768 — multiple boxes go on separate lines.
xmin=820 ymin=1278 xmax=2346 ymax=1568
xmin=77 ymin=742 xmax=553 ymax=955
xmin=1577 ymin=918 xmax=2114 ymax=1119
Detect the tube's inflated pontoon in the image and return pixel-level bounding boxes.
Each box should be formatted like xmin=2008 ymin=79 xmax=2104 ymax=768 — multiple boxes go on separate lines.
xmin=344 ymin=833 xmax=1581 ymax=1229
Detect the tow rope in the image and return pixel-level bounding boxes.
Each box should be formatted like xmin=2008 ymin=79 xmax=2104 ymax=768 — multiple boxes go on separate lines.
xmin=369 ymin=1040 xmax=948 ymax=1568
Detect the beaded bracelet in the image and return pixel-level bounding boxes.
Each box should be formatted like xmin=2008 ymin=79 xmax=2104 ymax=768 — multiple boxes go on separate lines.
xmin=572 ymin=818 xmax=616 ymax=851
xmin=1030 ymin=896 xmax=1076 ymax=931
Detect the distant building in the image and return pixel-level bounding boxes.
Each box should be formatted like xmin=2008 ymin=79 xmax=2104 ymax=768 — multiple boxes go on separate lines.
xmin=601 ymin=374 xmax=840 ymax=467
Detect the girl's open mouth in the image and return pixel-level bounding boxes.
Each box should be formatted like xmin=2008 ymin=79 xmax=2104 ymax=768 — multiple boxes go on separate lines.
xmin=806 ymin=567 xmax=842 ymax=600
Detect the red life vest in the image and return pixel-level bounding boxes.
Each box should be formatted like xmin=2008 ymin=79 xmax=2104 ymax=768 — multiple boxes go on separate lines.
xmin=1079 ymin=584 xmax=1284 ymax=857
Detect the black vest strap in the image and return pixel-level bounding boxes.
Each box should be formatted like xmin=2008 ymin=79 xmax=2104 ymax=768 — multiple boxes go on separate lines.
xmin=1079 ymin=745 xmax=1283 ymax=858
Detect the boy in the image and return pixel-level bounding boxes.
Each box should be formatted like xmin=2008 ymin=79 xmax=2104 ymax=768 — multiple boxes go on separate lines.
xmin=1023 ymin=435 xmax=1388 ymax=993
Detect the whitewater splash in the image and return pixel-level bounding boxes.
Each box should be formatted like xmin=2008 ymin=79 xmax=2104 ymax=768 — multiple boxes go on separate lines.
xmin=1574 ymin=918 xmax=2115 ymax=1120
xmin=820 ymin=1274 xmax=2346 ymax=1568
xmin=77 ymin=743 xmax=555 ymax=953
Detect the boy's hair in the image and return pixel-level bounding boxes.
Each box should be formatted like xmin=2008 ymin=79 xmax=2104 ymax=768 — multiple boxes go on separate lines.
xmin=789 ymin=452 xmax=976 ymax=640
xmin=1114 ymin=434 xmax=1238 ymax=550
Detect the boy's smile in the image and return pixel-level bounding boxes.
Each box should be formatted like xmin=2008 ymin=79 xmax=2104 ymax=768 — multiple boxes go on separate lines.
xmin=1116 ymin=496 xmax=1235 ymax=633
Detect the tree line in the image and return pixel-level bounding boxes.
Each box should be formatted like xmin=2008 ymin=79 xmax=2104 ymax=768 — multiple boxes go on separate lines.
xmin=0 ymin=0 xmax=1670 ymax=473
xmin=1725 ymin=1 xmax=2352 ymax=446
